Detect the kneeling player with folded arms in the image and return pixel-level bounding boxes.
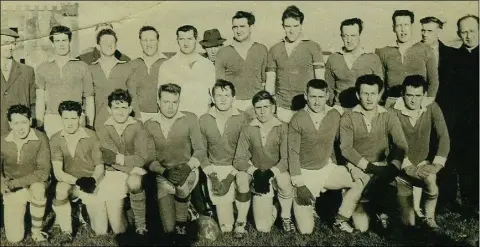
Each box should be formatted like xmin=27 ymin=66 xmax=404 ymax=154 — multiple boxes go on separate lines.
xmin=340 ymin=74 xmax=408 ymax=233
xmin=233 ymin=90 xmax=295 ymax=237
xmin=145 ymin=83 xmax=206 ymax=245
xmin=50 ymin=101 xmax=106 ymax=243
xmin=1 ymin=104 xmax=51 ymax=243
xmin=199 ymin=80 xmax=251 ymax=233
xmin=288 ymin=79 xmax=362 ymax=235
xmin=96 ymin=89 xmax=150 ymax=242
xmin=392 ymin=75 xmax=449 ymax=230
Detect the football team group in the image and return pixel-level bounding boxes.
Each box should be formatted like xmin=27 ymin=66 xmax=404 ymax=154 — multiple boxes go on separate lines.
xmin=0 ymin=4 xmax=478 ymax=246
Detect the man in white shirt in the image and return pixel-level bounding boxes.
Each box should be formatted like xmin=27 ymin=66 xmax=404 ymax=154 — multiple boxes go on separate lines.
xmin=158 ymin=25 xmax=214 ymax=118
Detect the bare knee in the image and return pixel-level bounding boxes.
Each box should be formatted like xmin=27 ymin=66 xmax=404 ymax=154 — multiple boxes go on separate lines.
xmin=29 ymin=182 xmax=46 ymax=201
xmin=127 ymin=174 xmax=143 ymax=193
xmin=55 ymin=182 xmax=71 ymax=200
xmin=236 ymin=171 xmax=251 ymax=193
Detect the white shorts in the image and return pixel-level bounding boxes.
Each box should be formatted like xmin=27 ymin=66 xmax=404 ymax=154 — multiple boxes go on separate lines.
xmin=140 ymin=112 xmax=158 ymax=123
xmin=207 ymin=166 xmax=236 ymax=205
xmin=300 ymin=161 xmax=337 ymax=197
xmin=96 ymin=170 xmax=128 ymax=201
xmin=276 ymin=107 xmax=295 ymax=123
xmin=2 ymin=188 xmax=32 ymax=207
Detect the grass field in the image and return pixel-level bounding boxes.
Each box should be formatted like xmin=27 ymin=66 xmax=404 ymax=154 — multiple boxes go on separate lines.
xmin=1 ymin=197 xmax=478 ymax=247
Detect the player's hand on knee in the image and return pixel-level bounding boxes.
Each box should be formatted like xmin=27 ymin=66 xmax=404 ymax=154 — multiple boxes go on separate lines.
xmin=5 ymin=180 xmax=22 ymax=193
xmin=253 ymin=169 xmax=274 ymax=194
xmin=295 ymin=185 xmax=314 ymax=206
xmin=364 ymin=162 xmax=384 ymax=175
xmin=403 ymin=165 xmax=419 ymax=178
xmin=208 ymin=173 xmax=222 ymax=194
xmin=76 ymin=177 xmax=97 ymax=193
xmin=216 ymin=174 xmax=235 ymax=196
xmin=169 ymin=163 xmax=192 ymax=186
xmin=100 ymin=147 xmax=117 ymax=165
xmin=421 ymin=163 xmax=443 ymax=176
xmin=1 ymin=178 xmax=11 ymax=194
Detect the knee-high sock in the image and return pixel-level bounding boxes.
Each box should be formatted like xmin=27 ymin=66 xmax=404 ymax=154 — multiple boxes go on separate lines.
xmin=424 ymin=193 xmax=438 ymax=219
xmin=278 ymin=196 xmax=293 ymax=219
xmin=30 ymin=197 xmax=47 ymax=233
xmin=130 ymin=190 xmax=147 ymax=230
xmin=175 ymin=196 xmax=190 ymax=223
xmin=235 ymin=192 xmax=251 ymax=223
xmin=158 ymin=195 xmax=175 ymax=233
xmin=190 ymin=182 xmax=207 ymax=215
xmin=52 ymin=198 xmax=72 ymax=233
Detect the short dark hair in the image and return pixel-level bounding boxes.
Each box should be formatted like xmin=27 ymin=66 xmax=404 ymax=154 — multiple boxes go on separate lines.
xmin=158 ymin=83 xmax=182 ymax=99
xmin=340 ymin=18 xmax=364 ymax=34
xmin=58 ymin=101 xmax=83 ymax=116
xmin=355 ymin=74 xmax=384 ymax=93
xmin=139 ymin=26 xmax=159 ymax=40
xmin=392 ymin=10 xmax=415 ymax=25
xmin=457 ymin=14 xmax=479 ymax=30
xmin=7 ymin=104 xmax=31 ymax=121
xmin=420 ymin=16 xmax=445 ymax=29
xmin=212 ymin=79 xmax=236 ymax=97
xmin=252 ymin=90 xmax=275 ymax=106
xmin=176 ymin=25 xmax=198 ymax=39
xmin=233 ymin=11 xmax=255 ymax=26
xmin=306 ymin=79 xmax=329 ymax=93
xmin=96 ymin=28 xmax=117 ymax=44
xmin=402 ymin=75 xmax=428 ymax=94
xmin=108 ymin=89 xmax=132 ymax=107
xmin=49 ymin=25 xmax=73 ymax=42
xmin=282 ymin=5 xmax=304 ymax=25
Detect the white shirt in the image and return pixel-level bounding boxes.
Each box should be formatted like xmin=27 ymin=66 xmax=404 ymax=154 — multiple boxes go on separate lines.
xmin=157 ymin=52 xmax=215 ymax=118
xmin=1 ymin=58 xmax=13 ymax=81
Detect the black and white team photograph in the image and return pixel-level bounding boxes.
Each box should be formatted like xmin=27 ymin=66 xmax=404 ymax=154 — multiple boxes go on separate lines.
xmin=0 ymin=1 xmax=478 ymax=246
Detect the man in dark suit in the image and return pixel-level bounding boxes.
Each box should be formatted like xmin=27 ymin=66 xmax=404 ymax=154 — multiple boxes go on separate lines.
xmin=78 ymin=23 xmax=130 ymax=64
xmin=452 ymin=15 xmax=479 ymax=218
xmin=419 ymin=16 xmax=460 ymax=214
xmin=1 ymin=28 xmax=36 ymax=135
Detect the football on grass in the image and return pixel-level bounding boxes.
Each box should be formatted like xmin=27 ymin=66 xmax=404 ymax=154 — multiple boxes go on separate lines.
xmin=197 ymin=215 xmax=221 ymax=241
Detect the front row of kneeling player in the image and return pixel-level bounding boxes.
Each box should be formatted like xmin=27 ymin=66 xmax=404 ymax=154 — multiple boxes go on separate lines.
xmin=0 ymin=73 xmax=449 ymax=243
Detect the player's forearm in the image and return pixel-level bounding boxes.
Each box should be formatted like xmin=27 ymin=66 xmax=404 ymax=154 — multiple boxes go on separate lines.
xmin=35 ymin=89 xmax=45 ymax=124
xmin=265 ymin=72 xmax=276 ymax=95
xmin=91 ymin=164 xmax=105 ymax=183
xmin=53 ymin=161 xmax=77 ymax=184
xmin=85 ymin=96 xmax=95 ymax=126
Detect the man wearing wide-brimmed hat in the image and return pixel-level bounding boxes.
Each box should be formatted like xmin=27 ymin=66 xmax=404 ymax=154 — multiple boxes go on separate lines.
xmin=200 ymin=28 xmax=226 ymax=63
xmin=1 ymin=28 xmax=36 ymax=135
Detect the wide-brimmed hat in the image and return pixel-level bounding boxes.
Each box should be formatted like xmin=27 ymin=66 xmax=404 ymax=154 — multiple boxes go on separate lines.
xmin=1 ymin=28 xmax=19 ymax=38
xmin=200 ymin=29 xmax=226 ymax=48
